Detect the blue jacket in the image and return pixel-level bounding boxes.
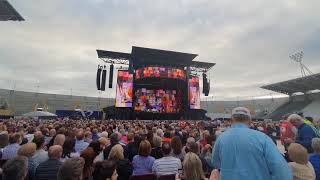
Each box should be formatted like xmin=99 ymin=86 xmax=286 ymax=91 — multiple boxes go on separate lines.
xmin=296 ymin=123 xmax=317 ymax=153
xmin=310 ymin=154 xmax=320 ymax=180
xmin=212 ymin=123 xmax=292 ymax=180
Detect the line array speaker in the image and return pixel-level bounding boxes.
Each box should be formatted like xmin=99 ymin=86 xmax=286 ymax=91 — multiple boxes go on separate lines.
xmin=96 ymin=65 xmax=102 ymax=90
xmin=109 ymin=64 xmax=114 ymax=88
xmin=101 ymin=66 xmax=107 ymax=91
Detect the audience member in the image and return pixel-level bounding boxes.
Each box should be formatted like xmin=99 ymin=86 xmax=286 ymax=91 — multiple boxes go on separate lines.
xmin=2 ymin=156 xmax=28 ymax=180
xmin=310 ymin=138 xmax=320 ymax=180
xmin=152 ymin=142 xmax=181 ymax=177
xmin=162 ymin=132 xmax=172 ymax=143
xmin=61 ymin=137 xmax=79 ymax=162
xmin=17 ymin=142 xmax=37 ymax=180
xmin=212 ymin=107 xmax=292 ymax=180
xmin=80 ymin=147 xmax=96 ymax=180
xmin=75 ymin=130 xmax=89 ymax=154
xmin=53 ymin=134 xmax=66 ymax=147
xmin=188 ymin=141 xmax=209 ymax=174
xmin=288 ymin=143 xmax=316 ymax=180
xmin=92 ymin=160 xmax=118 ymax=180
xmin=84 ymin=131 xmax=93 ymax=144
xmin=183 ymin=137 xmax=195 ymax=154
xmin=178 ymin=152 xmax=206 ymax=180
xmin=32 ymin=135 xmax=48 ymax=168
xmin=127 ymin=134 xmax=141 ymax=161
xmin=132 ymin=140 xmax=155 ymax=175
xmin=35 ymin=145 xmax=63 ymax=180
xmin=57 ymin=157 xmax=85 ymax=180
xmin=104 ymin=133 xmax=128 ymax=160
xmin=2 ymin=133 xmax=21 ymax=160
xmin=88 ymin=141 xmax=102 ymax=157
xmin=171 ymin=136 xmax=184 ymax=161
xmin=151 ymin=135 xmax=163 ymax=159
xmin=287 ymin=114 xmax=318 ymax=153
xmin=108 ymin=144 xmax=132 ymax=180
xmin=0 ymin=131 xmax=9 ymax=148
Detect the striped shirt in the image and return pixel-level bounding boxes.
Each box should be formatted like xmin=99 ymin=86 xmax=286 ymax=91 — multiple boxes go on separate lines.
xmin=152 ymin=156 xmax=182 ymax=177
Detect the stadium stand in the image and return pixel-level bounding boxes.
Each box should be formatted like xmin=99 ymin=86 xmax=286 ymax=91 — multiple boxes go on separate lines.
xmin=0 ymin=89 xmax=113 ymax=115
xmin=264 ymin=97 xmax=312 ymax=120
xmin=303 ymin=99 xmax=320 ymax=120
xmin=261 ymin=73 xmax=320 ymax=120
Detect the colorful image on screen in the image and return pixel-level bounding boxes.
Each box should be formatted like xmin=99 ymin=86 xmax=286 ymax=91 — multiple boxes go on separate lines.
xmin=135 ymin=67 xmax=186 ymax=80
xmin=115 ymin=71 xmax=133 ymax=107
xmin=189 ymin=76 xmax=200 ymax=109
xmin=134 ymin=88 xmax=179 ymax=113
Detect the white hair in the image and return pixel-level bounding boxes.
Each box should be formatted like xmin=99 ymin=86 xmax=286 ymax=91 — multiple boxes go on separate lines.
xmin=156 ymin=129 xmax=163 ymax=137
xmin=288 ymin=114 xmax=303 ymax=122
xmin=312 ymin=138 xmax=320 ymax=152
xmin=100 ymin=131 xmax=109 ymax=139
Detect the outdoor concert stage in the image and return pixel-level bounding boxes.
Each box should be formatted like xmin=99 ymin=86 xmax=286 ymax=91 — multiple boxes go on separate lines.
xmin=97 ymin=46 xmax=215 ymax=120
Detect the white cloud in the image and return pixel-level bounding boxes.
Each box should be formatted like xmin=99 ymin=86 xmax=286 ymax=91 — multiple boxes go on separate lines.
xmin=0 ymin=0 xmax=319 ymax=99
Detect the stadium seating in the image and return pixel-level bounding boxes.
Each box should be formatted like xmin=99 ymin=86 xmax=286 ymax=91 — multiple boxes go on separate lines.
xmin=303 ymin=100 xmax=320 ymax=120
xmin=159 ymin=174 xmax=176 ymax=180
xmin=130 ymin=174 xmax=157 ymax=180
xmin=265 ymin=99 xmax=312 ymax=120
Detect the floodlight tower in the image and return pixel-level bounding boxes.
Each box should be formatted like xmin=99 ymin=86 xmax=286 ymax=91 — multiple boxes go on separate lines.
xmin=289 ymin=51 xmax=313 ymax=77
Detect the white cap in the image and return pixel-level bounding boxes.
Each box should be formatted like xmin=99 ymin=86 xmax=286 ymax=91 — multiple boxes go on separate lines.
xmin=232 ymin=107 xmax=251 ymax=118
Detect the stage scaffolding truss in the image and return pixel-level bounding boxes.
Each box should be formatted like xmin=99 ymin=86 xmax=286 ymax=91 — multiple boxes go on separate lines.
xmin=96 ymin=47 xmax=215 ymax=73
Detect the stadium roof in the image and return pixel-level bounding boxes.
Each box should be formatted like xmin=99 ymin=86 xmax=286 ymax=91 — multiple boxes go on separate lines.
xmin=0 ymin=0 xmax=24 ymax=21
xmin=96 ymin=46 xmax=215 ymax=72
xmin=261 ymin=73 xmax=320 ymax=95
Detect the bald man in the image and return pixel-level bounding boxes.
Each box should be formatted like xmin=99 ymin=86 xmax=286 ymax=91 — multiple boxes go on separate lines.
xmin=35 ymin=145 xmax=63 ymax=180
xmin=75 ymin=130 xmax=89 ymax=153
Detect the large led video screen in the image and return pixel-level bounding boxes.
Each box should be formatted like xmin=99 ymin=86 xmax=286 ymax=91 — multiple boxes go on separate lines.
xmin=189 ymin=76 xmax=200 ymax=109
xmin=115 ymin=71 xmax=133 ymax=107
xmin=135 ymin=67 xmax=186 ymax=80
xmin=134 ymin=88 xmax=179 ymax=113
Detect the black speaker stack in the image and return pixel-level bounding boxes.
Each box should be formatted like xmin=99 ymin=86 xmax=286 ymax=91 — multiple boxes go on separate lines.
xmin=101 ymin=66 xmax=107 ymax=91
xmin=202 ymin=73 xmax=210 ymax=96
xmin=109 ymin=64 xmax=114 ymax=88
xmin=96 ymin=65 xmax=102 ymax=91
xmin=96 ymin=64 xmax=114 ymax=91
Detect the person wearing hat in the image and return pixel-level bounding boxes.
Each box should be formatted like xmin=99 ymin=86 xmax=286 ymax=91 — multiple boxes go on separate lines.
xmin=211 ymin=107 xmax=292 ymax=180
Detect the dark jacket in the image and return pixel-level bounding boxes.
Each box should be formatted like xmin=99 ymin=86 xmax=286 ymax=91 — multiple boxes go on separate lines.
xmin=127 ymin=142 xmax=139 ymax=162
xmin=111 ymin=158 xmax=133 ymax=180
xmin=35 ymin=159 xmax=62 ymax=180
xmin=151 ymin=147 xmax=163 ymax=159
xmin=297 ymin=123 xmax=317 ymax=153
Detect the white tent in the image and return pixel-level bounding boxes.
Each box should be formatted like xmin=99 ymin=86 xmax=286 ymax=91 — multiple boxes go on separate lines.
xmin=22 ymin=111 xmax=57 ymax=118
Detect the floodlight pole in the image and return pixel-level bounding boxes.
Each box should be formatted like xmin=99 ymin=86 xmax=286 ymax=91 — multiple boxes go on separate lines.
xmin=290 ymin=51 xmax=313 ymax=78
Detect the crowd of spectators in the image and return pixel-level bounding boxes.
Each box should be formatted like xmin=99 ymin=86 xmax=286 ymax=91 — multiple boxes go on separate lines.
xmin=0 ymin=107 xmax=319 ymax=180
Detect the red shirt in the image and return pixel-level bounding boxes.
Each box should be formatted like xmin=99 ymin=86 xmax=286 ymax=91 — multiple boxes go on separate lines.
xmin=162 ymin=137 xmax=172 ymax=143
xmin=280 ymin=121 xmax=295 ymax=145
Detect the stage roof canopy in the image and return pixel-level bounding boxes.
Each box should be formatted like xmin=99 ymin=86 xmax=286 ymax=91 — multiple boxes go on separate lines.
xmin=0 ymin=0 xmax=24 ymax=21
xmin=190 ymin=61 xmax=216 ymax=69
xmin=261 ymin=73 xmax=320 ymax=95
xmin=131 ymin=46 xmax=198 ymax=64
xmin=97 ymin=50 xmax=131 ymax=61
xmin=97 ymin=46 xmax=215 ymax=72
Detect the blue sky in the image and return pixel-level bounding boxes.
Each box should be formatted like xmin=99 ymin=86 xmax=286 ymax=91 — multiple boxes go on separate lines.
xmin=1 ymin=0 xmax=320 ymax=100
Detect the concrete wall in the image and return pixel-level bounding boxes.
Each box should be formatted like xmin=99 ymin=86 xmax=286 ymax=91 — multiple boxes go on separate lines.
xmin=0 ymin=88 xmax=290 ymax=118
xmin=0 ymin=89 xmax=114 ymax=115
